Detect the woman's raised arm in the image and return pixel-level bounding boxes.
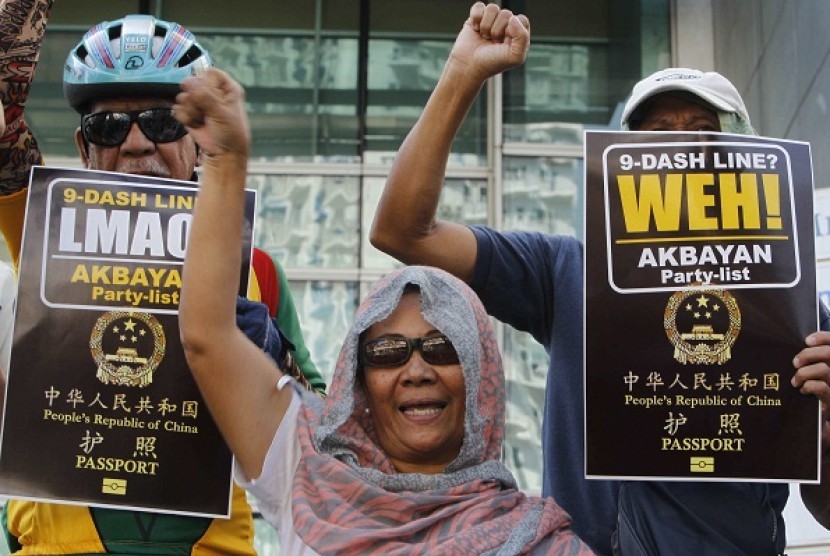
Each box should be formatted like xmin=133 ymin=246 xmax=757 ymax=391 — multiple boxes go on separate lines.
xmin=176 ymin=68 xmax=292 ymax=479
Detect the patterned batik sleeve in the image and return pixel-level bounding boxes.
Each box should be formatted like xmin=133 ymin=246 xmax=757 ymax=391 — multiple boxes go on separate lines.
xmin=0 ymin=0 xmax=52 ymax=194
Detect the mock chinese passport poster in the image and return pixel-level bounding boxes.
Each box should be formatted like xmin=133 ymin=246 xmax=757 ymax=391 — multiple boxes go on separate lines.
xmin=0 ymin=167 xmax=256 ymax=517
xmin=584 ymin=131 xmax=820 ymax=482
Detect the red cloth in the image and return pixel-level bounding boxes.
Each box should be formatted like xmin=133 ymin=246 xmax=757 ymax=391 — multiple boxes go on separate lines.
xmin=251 ymin=248 xmax=279 ymax=317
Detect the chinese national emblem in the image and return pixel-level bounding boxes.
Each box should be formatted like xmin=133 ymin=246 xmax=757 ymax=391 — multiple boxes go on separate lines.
xmin=664 ymin=286 xmax=741 ymax=365
xmin=90 ymin=311 xmax=165 ymax=387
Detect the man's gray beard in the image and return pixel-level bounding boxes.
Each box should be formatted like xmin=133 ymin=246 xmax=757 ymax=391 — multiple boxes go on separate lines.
xmin=116 ymin=159 xmax=173 ymax=179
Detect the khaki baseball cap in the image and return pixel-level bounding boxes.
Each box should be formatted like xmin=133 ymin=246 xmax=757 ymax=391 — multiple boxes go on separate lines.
xmin=621 ymin=68 xmax=751 ymax=128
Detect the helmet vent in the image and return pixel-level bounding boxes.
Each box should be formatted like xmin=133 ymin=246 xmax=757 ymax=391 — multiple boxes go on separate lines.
xmin=178 ymin=45 xmax=203 ymax=68
xmin=75 ymin=45 xmax=94 ymax=69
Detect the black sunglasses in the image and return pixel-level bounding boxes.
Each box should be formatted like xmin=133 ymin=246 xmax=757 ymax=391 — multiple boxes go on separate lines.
xmin=361 ymin=333 xmax=460 ymax=368
xmin=81 ymin=108 xmax=187 ymax=147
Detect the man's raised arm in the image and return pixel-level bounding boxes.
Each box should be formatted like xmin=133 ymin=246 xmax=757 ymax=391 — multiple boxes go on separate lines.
xmin=370 ymin=2 xmax=529 ymax=283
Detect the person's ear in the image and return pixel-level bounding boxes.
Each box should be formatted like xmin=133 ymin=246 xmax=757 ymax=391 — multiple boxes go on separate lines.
xmin=74 ymin=127 xmax=90 ymax=168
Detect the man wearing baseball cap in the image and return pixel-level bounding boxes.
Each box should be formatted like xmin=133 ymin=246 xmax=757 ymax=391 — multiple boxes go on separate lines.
xmin=613 ymin=67 xmax=830 ymax=553
xmin=370 ymin=3 xmax=830 ymax=554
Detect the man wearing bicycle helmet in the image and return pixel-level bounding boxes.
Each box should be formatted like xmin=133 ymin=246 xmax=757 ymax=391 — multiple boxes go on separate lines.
xmin=63 ymin=16 xmax=210 ymax=183
xmin=0 ymin=8 xmax=324 ymax=554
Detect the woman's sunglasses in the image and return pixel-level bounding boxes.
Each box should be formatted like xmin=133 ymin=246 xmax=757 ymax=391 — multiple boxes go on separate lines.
xmin=81 ymin=108 xmax=187 ymax=147
xmin=361 ymin=333 xmax=460 ymax=367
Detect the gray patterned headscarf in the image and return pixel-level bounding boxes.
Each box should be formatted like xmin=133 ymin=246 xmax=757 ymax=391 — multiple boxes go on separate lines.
xmin=288 ymin=266 xmax=594 ymax=555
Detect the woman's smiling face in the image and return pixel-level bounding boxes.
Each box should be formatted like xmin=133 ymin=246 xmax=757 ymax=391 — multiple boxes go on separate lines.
xmin=361 ymin=291 xmax=466 ymax=474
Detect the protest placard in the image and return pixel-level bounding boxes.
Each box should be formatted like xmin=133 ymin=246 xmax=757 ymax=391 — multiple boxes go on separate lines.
xmin=0 ymin=166 xmax=255 ymax=516
xmin=584 ymin=131 xmax=820 ymax=481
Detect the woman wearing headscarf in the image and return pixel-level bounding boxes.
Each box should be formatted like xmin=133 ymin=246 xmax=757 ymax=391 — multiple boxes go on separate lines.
xmin=175 ymin=68 xmax=593 ymax=555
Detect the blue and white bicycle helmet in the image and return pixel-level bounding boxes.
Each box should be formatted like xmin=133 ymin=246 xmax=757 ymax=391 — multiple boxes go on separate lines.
xmin=63 ymin=15 xmax=212 ymax=113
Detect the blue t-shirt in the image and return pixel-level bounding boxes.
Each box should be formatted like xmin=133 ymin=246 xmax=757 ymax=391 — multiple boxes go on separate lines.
xmin=469 ymin=226 xmax=821 ymax=555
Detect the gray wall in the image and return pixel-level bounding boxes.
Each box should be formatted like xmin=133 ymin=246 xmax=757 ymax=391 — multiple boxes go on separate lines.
xmin=711 ymin=0 xmax=830 ymax=189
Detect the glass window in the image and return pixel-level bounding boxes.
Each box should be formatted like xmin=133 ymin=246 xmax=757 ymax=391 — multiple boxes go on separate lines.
xmin=363 ymin=0 xmax=485 ymax=158
xmin=500 ymin=155 xmax=583 ymax=494
xmin=25 ymin=0 xmax=668 ymax=159
xmin=502 ymin=323 xmax=549 ymax=493
xmin=505 ymin=42 xmax=612 ymax=139
xmin=27 ymin=30 xmax=92 ymax=158
xmin=502 ymin=156 xmax=583 ymax=238
xmin=288 ymin=280 xmax=360 ymax=386
xmin=369 ymin=0 xmax=469 ymax=34
xmin=252 ymin=514 xmax=279 ymax=554
xmin=250 ymin=174 xmax=360 ymax=269
xmin=47 ymin=0 xmax=142 ymax=25
xmin=360 ymin=176 xmax=400 ymax=272
xmin=502 ymin=0 xmax=669 ymax=142
xmin=172 ymin=1 xmax=361 ymax=159
xmin=361 ymin=175 xmax=489 ymax=270
xmin=162 ymin=0 xmax=359 ymax=30
xmin=640 ymin=0 xmax=672 ymax=75
xmin=200 ymin=34 xmax=361 ymax=160
xmin=365 ymin=38 xmax=487 ymax=158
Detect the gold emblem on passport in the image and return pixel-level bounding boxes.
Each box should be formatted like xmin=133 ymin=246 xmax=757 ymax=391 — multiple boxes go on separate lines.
xmin=91 ymin=311 xmax=165 ymax=387
xmin=102 ymin=477 xmax=127 ymax=495
xmin=690 ymin=456 xmax=715 ymax=472
xmin=664 ymin=286 xmax=740 ymax=365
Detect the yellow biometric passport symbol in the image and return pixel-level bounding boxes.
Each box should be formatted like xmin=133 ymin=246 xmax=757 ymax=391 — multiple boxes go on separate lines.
xmin=102 ymin=477 xmax=127 ymax=495
xmin=690 ymin=456 xmax=714 ymax=472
